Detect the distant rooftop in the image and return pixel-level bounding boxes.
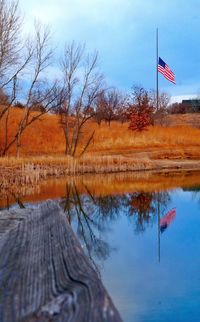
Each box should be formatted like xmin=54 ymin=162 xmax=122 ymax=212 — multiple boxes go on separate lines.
xmin=182 ymin=99 xmax=200 ymax=112
xmin=182 ymin=99 xmax=200 ymax=105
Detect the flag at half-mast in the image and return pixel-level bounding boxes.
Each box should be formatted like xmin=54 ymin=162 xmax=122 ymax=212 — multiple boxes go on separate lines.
xmin=158 ymin=57 xmax=176 ymax=84
xmin=160 ymin=208 xmax=176 ymax=233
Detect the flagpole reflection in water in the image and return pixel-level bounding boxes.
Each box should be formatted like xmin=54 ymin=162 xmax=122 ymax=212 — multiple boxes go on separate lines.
xmin=157 ymin=192 xmax=161 ymax=263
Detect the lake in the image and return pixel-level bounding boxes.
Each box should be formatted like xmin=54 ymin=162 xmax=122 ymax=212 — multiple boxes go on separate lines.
xmin=1 ymin=170 xmax=200 ymax=322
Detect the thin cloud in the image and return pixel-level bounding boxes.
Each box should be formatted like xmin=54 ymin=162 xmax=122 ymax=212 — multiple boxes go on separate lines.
xmin=19 ymin=0 xmax=200 ymax=96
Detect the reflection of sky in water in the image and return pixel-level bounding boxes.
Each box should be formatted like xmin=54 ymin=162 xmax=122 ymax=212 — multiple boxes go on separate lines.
xmin=1 ymin=173 xmax=200 ymax=322
xmin=99 ymin=189 xmax=200 ymax=322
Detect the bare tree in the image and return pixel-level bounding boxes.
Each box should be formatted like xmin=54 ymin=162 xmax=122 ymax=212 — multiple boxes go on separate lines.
xmin=150 ymin=90 xmax=170 ymax=125
xmin=102 ymin=89 xmax=120 ymax=126
xmin=0 ymin=0 xmax=33 ymax=155
xmin=0 ymin=0 xmax=22 ymax=85
xmin=60 ymin=42 xmax=104 ymax=157
xmin=167 ymin=102 xmax=189 ymax=114
xmin=94 ymin=90 xmax=106 ymax=126
xmin=115 ymin=93 xmax=129 ymax=124
xmin=0 ymin=22 xmax=64 ymax=157
xmin=94 ymin=89 xmax=126 ymax=126
xmin=0 ymin=0 xmax=22 ymax=122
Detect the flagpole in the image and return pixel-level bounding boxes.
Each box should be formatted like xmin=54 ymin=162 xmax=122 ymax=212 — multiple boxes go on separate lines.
xmin=156 ymin=28 xmax=160 ymax=263
xmin=156 ymin=28 xmax=159 ymax=111
xmin=157 ymin=192 xmax=161 ymax=263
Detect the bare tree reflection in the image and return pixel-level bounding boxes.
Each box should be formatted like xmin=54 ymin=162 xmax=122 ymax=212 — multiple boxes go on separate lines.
xmin=183 ymin=186 xmax=200 ymax=205
xmin=61 ymin=182 xmax=121 ymax=270
xmin=60 ymin=182 xmax=171 ymax=268
xmin=0 ymin=193 xmax=25 ymax=210
xmin=127 ymin=192 xmax=171 ymax=233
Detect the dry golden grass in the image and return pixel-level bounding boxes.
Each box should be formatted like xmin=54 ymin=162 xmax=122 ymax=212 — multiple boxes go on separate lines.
xmin=0 ymin=154 xmax=151 ymax=192
xmin=1 ymin=153 xmax=200 ymax=201
xmin=0 ymin=108 xmax=65 ymax=155
xmin=1 ymin=109 xmax=200 ymax=209
xmin=0 ymin=108 xmax=200 ymax=192
xmin=162 ymin=113 xmax=200 ymax=128
xmin=1 ymin=108 xmax=200 ymax=157
xmin=89 ymin=123 xmax=200 ymax=154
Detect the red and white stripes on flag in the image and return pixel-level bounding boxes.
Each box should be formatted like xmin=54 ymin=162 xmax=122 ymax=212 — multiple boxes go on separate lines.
xmin=158 ymin=57 xmax=176 ymax=84
xmin=160 ymin=208 xmax=176 ymax=233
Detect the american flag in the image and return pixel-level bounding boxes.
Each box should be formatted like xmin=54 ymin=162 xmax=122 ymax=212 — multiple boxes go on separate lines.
xmin=160 ymin=208 xmax=176 ymax=233
xmin=158 ymin=57 xmax=176 ymax=84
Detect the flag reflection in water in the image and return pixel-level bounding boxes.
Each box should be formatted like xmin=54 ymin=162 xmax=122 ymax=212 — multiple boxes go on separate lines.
xmin=160 ymin=208 xmax=176 ymax=233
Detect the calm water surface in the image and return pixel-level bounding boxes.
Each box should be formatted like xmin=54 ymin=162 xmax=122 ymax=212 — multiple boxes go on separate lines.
xmin=1 ymin=171 xmax=200 ymax=322
xmin=98 ymin=190 xmax=200 ymax=322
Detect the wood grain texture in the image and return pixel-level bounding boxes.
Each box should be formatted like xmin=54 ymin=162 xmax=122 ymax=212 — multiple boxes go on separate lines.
xmin=0 ymin=202 xmax=122 ymax=322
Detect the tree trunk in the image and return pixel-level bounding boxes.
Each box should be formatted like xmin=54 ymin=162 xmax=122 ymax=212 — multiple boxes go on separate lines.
xmin=62 ymin=126 xmax=70 ymax=155
xmin=16 ymin=131 xmax=21 ymax=158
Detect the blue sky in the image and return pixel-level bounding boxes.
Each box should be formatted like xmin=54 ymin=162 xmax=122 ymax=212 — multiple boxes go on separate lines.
xmin=20 ymin=0 xmax=200 ymax=102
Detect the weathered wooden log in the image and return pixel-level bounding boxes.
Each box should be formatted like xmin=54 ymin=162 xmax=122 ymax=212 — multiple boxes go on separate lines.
xmin=0 ymin=202 xmax=122 ymax=322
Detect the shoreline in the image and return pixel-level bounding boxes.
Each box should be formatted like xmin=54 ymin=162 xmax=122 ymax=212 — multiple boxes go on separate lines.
xmin=1 ymin=154 xmax=200 ymax=192
xmin=1 ymin=164 xmax=200 ymax=210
